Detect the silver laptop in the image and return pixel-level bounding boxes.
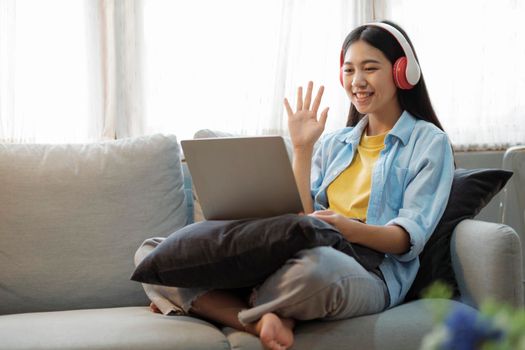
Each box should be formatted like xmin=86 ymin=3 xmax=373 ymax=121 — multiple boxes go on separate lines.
xmin=181 ymin=136 xmax=304 ymax=220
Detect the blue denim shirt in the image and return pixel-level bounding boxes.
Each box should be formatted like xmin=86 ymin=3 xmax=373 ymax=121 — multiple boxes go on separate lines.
xmin=311 ymin=111 xmax=454 ymax=308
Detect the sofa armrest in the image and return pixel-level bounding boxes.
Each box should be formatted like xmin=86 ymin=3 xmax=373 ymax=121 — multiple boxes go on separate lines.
xmin=451 ymin=219 xmax=523 ymax=308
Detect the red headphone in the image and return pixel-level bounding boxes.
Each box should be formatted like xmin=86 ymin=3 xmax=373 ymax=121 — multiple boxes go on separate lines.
xmin=340 ymin=22 xmax=421 ymax=90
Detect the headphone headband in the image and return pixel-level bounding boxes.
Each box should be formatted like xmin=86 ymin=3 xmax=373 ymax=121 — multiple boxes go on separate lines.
xmin=364 ymin=22 xmax=421 ymax=86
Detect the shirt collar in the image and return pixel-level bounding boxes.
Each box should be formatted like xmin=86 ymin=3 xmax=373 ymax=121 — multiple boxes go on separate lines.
xmin=336 ymin=111 xmax=416 ymax=146
xmin=388 ymin=111 xmax=417 ymax=146
xmin=336 ymin=115 xmax=369 ymax=144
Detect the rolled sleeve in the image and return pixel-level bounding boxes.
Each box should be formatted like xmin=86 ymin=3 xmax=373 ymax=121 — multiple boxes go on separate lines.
xmin=310 ymin=135 xmax=329 ymax=210
xmin=387 ymin=133 xmax=454 ymax=262
xmin=310 ymin=140 xmax=324 ymax=199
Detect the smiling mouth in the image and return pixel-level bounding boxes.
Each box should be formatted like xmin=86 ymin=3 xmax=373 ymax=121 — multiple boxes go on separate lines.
xmin=353 ymin=91 xmax=374 ymax=103
xmin=354 ymin=92 xmax=374 ymax=98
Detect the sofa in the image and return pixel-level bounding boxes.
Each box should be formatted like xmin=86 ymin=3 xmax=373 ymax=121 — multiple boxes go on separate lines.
xmin=0 ymin=134 xmax=523 ymax=350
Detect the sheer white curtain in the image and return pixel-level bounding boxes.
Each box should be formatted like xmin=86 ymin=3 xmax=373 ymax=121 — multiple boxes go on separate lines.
xmin=0 ymin=0 xmax=101 ymax=143
xmin=0 ymin=0 xmax=380 ymax=144
xmin=4 ymin=1 xmax=523 ymax=148
xmin=278 ymin=0 xmax=380 ymax=137
xmin=383 ymin=0 xmax=525 ymax=150
xmin=100 ymin=0 xmax=144 ymax=139
xmin=0 ymin=0 xmax=146 ymax=143
xmin=139 ymin=0 xmax=376 ymax=141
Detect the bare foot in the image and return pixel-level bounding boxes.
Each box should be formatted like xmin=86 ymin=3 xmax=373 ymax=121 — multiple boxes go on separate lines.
xmin=149 ymin=302 xmax=161 ymax=314
xmin=254 ymin=313 xmax=295 ymax=350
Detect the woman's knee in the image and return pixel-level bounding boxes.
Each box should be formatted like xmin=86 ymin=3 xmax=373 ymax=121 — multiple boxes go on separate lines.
xmin=292 ymin=246 xmax=360 ymax=287
xmin=253 ymin=246 xmax=369 ymax=305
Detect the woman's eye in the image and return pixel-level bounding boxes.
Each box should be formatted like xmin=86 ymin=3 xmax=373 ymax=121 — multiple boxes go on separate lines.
xmin=365 ymin=67 xmax=378 ymax=72
xmin=344 ymin=68 xmax=354 ymax=74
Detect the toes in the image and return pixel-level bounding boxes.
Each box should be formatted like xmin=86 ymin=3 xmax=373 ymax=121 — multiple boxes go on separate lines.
xmin=271 ymin=339 xmax=289 ymax=350
xmin=267 ymin=340 xmax=285 ymax=350
xmin=149 ymin=302 xmax=161 ymax=314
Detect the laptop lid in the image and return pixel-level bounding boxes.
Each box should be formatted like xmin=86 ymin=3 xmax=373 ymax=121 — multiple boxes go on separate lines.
xmin=181 ymin=136 xmax=304 ymax=220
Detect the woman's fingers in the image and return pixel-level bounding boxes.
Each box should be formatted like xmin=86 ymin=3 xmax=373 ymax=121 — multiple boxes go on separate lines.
xmin=310 ymin=210 xmax=338 ymax=226
xmin=283 ymin=98 xmax=293 ymax=118
xmin=311 ymin=85 xmax=324 ymax=114
xmin=303 ymin=81 xmax=313 ymax=110
xmin=311 ymin=209 xmax=335 ymax=216
xmin=319 ymin=107 xmax=329 ymax=127
xmin=296 ymin=86 xmax=303 ymax=111
xmin=285 ymin=82 xmax=328 ymax=120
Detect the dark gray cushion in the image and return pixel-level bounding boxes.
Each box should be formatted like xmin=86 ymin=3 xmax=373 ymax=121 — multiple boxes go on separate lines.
xmin=405 ymin=168 xmax=513 ymax=301
xmin=131 ymin=214 xmax=384 ymax=288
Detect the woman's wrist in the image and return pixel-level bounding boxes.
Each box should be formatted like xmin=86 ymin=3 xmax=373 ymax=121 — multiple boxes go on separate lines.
xmin=293 ymin=144 xmax=314 ymax=155
xmin=339 ymin=217 xmax=364 ymax=243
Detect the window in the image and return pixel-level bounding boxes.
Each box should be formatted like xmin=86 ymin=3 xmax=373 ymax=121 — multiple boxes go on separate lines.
xmin=0 ymin=0 xmax=97 ymax=143
xmin=384 ymin=0 xmax=525 ymax=150
xmin=141 ymin=0 xmax=357 ymax=141
xmin=2 ymin=1 xmax=522 ymax=149
xmin=141 ymin=0 xmax=283 ymax=141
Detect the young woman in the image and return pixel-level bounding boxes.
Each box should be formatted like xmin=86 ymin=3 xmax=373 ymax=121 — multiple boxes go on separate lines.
xmin=143 ymin=20 xmax=454 ymax=350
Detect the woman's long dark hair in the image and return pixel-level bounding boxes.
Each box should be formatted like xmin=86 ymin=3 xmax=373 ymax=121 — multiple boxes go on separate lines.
xmin=342 ymin=20 xmax=445 ymax=132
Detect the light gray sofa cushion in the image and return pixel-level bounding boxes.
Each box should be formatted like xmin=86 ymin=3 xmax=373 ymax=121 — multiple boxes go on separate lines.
xmin=0 ymin=307 xmax=229 ymax=350
xmin=0 ymin=135 xmax=188 ymax=315
xmin=223 ymin=299 xmax=476 ymax=350
xmin=0 ymin=300 xmax=471 ymax=350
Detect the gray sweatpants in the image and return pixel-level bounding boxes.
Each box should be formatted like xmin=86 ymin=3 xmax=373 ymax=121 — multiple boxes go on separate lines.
xmin=135 ymin=238 xmax=389 ymax=325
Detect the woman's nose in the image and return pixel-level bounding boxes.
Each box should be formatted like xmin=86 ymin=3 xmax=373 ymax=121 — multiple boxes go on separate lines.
xmin=352 ymin=71 xmax=367 ymax=87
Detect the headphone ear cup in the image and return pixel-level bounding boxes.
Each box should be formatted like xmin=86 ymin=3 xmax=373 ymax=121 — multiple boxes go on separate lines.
xmin=339 ymin=49 xmax=345 ymax=87
xmin=393 ymin=57 xmax=413 ymax=90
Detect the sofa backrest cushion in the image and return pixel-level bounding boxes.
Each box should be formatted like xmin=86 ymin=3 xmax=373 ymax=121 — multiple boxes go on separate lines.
xmin=0 ymin=134 xmax=188 ymax=315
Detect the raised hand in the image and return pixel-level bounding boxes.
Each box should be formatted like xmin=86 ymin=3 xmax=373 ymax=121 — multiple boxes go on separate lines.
xmin=284 ymin=81 xmax=329 ymax=150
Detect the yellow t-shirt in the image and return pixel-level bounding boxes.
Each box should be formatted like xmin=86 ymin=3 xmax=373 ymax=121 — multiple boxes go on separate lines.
xmin=327 ymin=130 xmax=387 ymax=222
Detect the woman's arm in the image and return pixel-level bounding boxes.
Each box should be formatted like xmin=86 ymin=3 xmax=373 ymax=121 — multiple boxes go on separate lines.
xmin=311 ymin=132 xmax=454 ymax=258
xmin=284 ymin=81 xmax=329 ymax=214
xmin=310 ymin=210 xmax=411 ymax=254
xmin=292 ymin=146 xmax=315 ymax=213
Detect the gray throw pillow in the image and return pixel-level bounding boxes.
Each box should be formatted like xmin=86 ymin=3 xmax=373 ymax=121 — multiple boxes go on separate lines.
xmin=131 ymin=214 xmax=384 ymax=289
xmin=404 ymin=168 xmax=513 ymax=301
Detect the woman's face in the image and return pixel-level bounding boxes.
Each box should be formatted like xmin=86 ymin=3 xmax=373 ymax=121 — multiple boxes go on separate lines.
xmin=342 ymin=40 xmax=400 ymax=120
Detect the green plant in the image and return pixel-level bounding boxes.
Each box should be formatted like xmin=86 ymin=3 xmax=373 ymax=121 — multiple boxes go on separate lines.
xmin=420 ymin=282 xmax=525 ymax=350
